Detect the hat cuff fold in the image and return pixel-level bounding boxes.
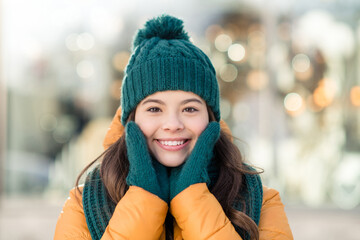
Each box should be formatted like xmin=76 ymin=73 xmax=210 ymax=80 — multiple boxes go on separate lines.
xmin=121 ymin=57 xmax=220 ymax=124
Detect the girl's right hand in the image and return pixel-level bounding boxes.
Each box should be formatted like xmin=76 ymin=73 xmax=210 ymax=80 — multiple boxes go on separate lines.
xmin=125 ymin=121 xmax=169 ymax=203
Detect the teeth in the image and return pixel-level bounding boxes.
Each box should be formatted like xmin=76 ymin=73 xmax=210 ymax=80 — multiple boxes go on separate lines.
xmin=159 ymin=140 xmax=185 ymax=146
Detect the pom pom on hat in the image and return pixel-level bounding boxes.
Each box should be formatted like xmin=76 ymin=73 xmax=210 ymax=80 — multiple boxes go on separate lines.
xmin=132 ymin=14 xmax=190 ymax=49
xmin=121 ymin=14 xmax=220 ymax=124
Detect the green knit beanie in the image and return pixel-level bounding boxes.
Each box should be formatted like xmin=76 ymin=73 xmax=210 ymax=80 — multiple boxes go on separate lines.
xmin=120 ymin=14 xmax=220 ymax=124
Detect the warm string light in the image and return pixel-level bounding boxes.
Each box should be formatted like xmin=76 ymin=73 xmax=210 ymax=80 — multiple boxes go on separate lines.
xmin=220 ymin=64 xmax=238 ymax=82
xmin=215 ymin=34 xmax=232 ymax=52
xmin=209 ymin=27 xmax=248 ymax=84
xmin=246 ymin=70 xmax=269 ymax=91
xmin=350 ymin=86 xmax=360 ymax=106
xmin=228 ymin=43 xmax=246 ymax=62
xmin=206 ymin=21 xmax=342 ymax=119
xmin=312 ymin=78 xmax=336 ymax=108
xmin=292 ymin=53 xmax=313 ymax=81
xmin=284 ymin=92 xmax=305 ymax=116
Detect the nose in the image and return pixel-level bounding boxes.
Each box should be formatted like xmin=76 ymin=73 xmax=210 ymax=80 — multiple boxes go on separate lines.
xmin=161 ymin=112 xmax=184 ymax=132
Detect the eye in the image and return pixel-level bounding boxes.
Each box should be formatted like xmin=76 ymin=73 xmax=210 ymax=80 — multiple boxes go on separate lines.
xmin=147 ymin=107 xmax=161 ymax=112
xmin=183 ymin=107 xmax=198 ymax=113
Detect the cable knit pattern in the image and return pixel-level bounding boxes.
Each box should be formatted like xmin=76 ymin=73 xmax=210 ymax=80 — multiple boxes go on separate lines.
xmin=120 ymin=15 xmax=220 ymax=124
xmin=82 ymin=167 xmax=116 ymax=240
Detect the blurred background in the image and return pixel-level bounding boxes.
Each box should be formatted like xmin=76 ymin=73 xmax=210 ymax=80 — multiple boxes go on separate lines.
xmin=1 ymin=0 xmax=360 ymax=239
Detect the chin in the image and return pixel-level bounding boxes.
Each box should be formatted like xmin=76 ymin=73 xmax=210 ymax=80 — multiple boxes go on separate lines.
xmin=157 ymin=157 xmax=186 ymax=167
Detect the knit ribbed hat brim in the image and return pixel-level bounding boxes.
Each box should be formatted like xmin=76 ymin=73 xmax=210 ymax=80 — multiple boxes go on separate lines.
xmin=120 ymin=15 xmax=220 ymax=124
xmin=121 ymin=57 xmax=220 ymax=124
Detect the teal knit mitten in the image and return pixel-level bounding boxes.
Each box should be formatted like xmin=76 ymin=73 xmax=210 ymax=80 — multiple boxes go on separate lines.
xmin=125 ymin=121 xmax=169 ymax=203
xmin=170 ymin=122 xmax=220 ymax=200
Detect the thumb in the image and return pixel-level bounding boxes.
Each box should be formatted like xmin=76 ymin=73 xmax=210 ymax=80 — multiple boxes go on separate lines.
xmin=191 ymin=122 xmax=220 ymax=157
xmin=125 ymin=121 xmax=148 ymax=152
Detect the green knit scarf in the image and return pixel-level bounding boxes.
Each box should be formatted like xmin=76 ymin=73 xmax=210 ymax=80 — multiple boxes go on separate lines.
xmin=83 ymin=164 xmax=263 ymax=240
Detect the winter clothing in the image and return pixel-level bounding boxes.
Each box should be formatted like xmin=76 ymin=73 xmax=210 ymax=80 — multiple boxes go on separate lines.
xmin=55 ymin=184 xmax=293 ymax=239
xmin=169 ymin=121 xmax=220 ymax=200
xmin=81 ymin=163 xmax=262 ymax=239
xmin=82 ymin=168 xmax=116 ymax=239
xmin=120 ymin=15 xmax=220 ymax=124
xmin=125 ymin=121 xmax=170 ymax=203
xmin=82 ymin=121 xmax=262 ymax=240
xmin=54 ymin=14 xmax=294 ymax=240
xmin=54 ymin=109 xmax=293 ymax=240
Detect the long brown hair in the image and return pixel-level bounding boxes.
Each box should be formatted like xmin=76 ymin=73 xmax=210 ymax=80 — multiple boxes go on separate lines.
xmin=76 ymin=108 xmax=260 ymax=240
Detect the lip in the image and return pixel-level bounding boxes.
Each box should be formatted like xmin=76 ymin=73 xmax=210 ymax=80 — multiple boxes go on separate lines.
xmin=155 ymin=138 xmax=190 ymax=151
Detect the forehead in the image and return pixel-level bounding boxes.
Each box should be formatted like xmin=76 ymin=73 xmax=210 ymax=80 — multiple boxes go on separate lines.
xmin=141 ymin=90 xmax=205 ymax=102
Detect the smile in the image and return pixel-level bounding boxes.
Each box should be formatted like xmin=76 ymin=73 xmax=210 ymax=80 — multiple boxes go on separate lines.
xmin=159 ymin=140 xmax=185 ymax=146
xmin=155 ymin=139 xmax=190 ymax=151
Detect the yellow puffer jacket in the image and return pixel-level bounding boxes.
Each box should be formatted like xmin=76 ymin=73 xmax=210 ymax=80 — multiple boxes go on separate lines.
xmin=54 ymin=108 xmax=294 ymax=240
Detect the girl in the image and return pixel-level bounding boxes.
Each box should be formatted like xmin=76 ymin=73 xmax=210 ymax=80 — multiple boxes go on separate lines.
xmin=54 ymin=15 xmax=293 ymax=240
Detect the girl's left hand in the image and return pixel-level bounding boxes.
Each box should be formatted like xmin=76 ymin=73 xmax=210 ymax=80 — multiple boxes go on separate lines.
xmin=169 ymin=122 xmax=220 ymax=200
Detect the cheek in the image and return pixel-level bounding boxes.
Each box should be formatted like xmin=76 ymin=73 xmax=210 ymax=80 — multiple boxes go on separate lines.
xmin=193 ymin=121 xmax=208 ymax=136
xmin=188 ymin=117 xmax=209 ymax=145
xmin=134 ymin=116 xmax=160 ymax=143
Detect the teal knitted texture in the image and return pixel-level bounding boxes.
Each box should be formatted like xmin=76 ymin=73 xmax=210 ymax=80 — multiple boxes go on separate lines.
xmin=132 ymin=15 xmax=190 ymax=48
xmin=83 ymin=165 xmax=262 ymax=240
xmin=170 ymin=122 xmax=220 ymax=200
xmin=120 ymin=15 xmax=220 ymax=124
xmin=83 ymin=166 xmax=116 ymax=240
xmin=245 ymin=170 xmax=263 ymax=225
xmin=125 ymin=121 xmax=169 ymax=203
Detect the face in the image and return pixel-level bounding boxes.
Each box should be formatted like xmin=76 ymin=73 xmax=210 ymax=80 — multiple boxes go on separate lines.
xmin=134 ymin=90 xmax=209 ymax=167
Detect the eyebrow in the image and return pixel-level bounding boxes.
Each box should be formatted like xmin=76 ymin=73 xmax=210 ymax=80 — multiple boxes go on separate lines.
xmin=141 ymin=98 xmax=203 ymax=105
xmin=181 ymin=98 xmax=203 ymax=105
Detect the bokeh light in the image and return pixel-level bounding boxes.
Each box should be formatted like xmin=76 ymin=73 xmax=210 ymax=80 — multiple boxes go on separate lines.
xmin=307 ymin=95 xmax=324 ymax=112
xmin=77 ymin=33 xmax=95 ymax=51
xmin=284 ymin=92 xmax=305 ymax=116
xmin=214 ymin=33 xmax=232 ymax=52
xmin=246 ymin=70 xmax=269 ymax=91
xmin=219 ymin=64 xmax=238 ymax=82
xmin=228 ymin=43 xmax=246 ymax=62
xmin=350 ymin=86 xmax=360 ymax=106
xmin=313 ymin=78 xmax=336 ymax=108
xmin=210 ymin=52 xmax=227 ymax=72
xmin=76 ymin=60 xmax=95 ymax=79
xmin=4 ymin=2 xmax=360 ymax=239
xmin=66 ymin=33 xmax=95 ymax=51
xmin=292 ymin=54 xmax=311 ymax=73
